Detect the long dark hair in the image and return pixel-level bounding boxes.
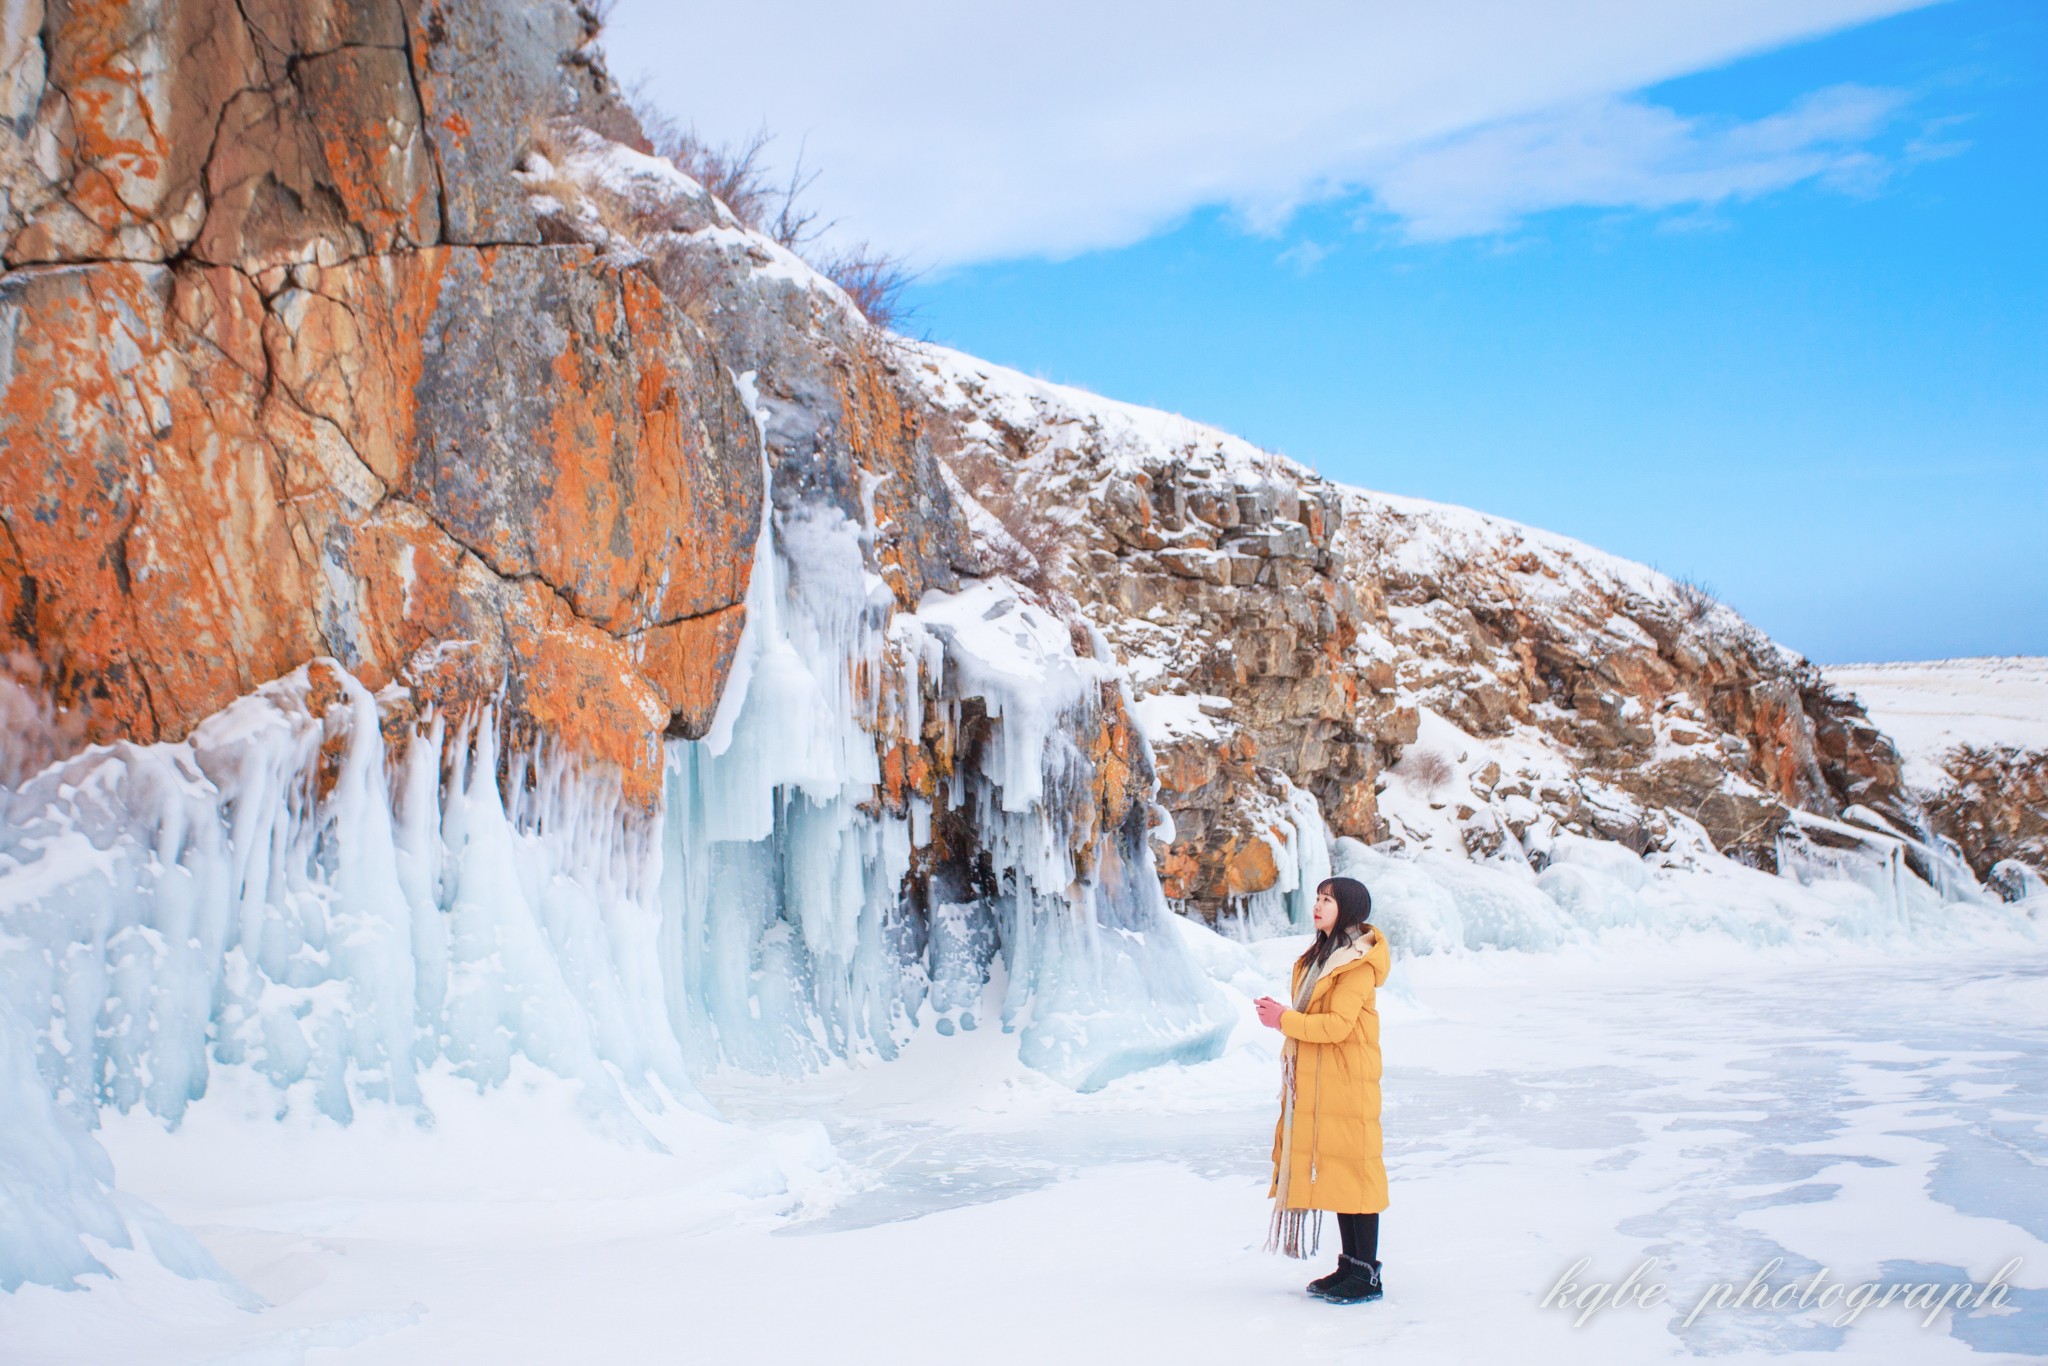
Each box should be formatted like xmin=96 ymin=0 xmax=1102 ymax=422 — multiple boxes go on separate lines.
xmin=1300 ymin=876 xmax=1373 ymax=971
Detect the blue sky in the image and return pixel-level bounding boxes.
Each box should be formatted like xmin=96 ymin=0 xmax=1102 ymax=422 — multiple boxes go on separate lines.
xmin=611 ymin=0 xmax=2044 ymax=664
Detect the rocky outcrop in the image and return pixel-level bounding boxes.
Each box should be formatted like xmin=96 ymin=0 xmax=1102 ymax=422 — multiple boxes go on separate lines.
xmin=1341 ymin=497 xmax=1917 ymax=858
xmin=908 ymin=351 xmax=1933 ymax=919
xmin=915 ymin=369 xmax=1382 ymax=914
xmin=1922 ymin=746 xmax=2048 ymax=886
xmin=1823 ymin=658 xmax=2048 ymax=892
xmin=0 ymin=0 xmax=767 ymax=805
xmin=0 ymin=0 xmax=1101 ymax=863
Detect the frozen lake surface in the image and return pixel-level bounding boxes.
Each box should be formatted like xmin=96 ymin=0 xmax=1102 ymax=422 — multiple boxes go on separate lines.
xmin=5 ymin=938 xmax=2044 ymax=1364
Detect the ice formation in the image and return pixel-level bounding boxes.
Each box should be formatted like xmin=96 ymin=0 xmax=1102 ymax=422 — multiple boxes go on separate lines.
xmin=662 ymin=498 xmax=1227 ymax=1086
xmin=0 ymin=488 xmax=1233 ymax=1291
xmin=1214 ymin=775 xmax=1332 ymax=942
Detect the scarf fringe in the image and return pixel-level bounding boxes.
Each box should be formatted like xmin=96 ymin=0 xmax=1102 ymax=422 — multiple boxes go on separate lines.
xmin=1265 ymin=1204 xmax=1322 ymax=1259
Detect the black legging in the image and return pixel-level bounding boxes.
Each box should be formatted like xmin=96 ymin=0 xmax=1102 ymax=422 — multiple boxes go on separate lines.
xmin=1337 ymin=1212 xmax=1379 ymax=1263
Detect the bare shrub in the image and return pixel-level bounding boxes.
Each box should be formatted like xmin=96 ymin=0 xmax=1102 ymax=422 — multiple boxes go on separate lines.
xmin=1673 ymin=575 xmax=1717 ymax=624
xmin=1406 ymin=748 xmax=1454 ymax=791
xmin=813 ymin=241 xmax=916 ymax=333
xmin=625 ymin=94 xmax=816 ymax=247
xmin=944 ymin=436 xmax=1062 ymax=597
xmin=619 ymin=91 xmax=915 ymax=330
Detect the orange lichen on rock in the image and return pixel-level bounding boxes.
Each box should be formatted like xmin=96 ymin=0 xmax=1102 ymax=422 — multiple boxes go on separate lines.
xmin=274 ymin=247 xmax=761 ymax=634
xmin=1223 ymin=835 xmax=1281 ymax=899
xmin=332 ymin=502 xmax=477 ymax=690
xmin=0 ymin=261 xmax=317 ymax=741
xmin=1157 ymin=845 xmax=1201 ymax=903
xmin=4 ymin=236 xmax=763 ymax=794
xmin=1154 ymin=741 xmax=1220 ymax=796
xmin=0 ymin=265 xmax=156 ymax=735
xmin=1 ymin=1 xmax=774 ymax=804
xmin=9 ymin=0 xmax=263 ymax=263
xmin=264 ymin=247 xmax=453 ymax=486
xmin=296 ymin=45 xmax=441 ymax=251
xmin=631 ymin=605 xmax=749 ymax=741
xmin=831 ymin=338 xmax=954 ymax=605
xmin=1083 ymin=681 xmax=1143 ymax=837
xmin=507 ymin=587 xmax=671 ymax=807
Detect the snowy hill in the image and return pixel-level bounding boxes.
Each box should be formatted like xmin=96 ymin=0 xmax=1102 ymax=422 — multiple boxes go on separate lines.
xmin=910 ymin=345 xmax=2001 ymax=930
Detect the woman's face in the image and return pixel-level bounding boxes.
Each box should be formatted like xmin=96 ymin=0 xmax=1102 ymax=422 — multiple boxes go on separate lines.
xmin=1312 ymin=888 xmax=1339 ymax=933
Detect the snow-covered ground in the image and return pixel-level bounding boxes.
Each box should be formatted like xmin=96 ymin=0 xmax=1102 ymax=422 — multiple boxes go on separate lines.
xmin=5 ymin=929 xmax=2042 ymax=1365
xmin=1826 ymin=658 xmax=2048 ymax=791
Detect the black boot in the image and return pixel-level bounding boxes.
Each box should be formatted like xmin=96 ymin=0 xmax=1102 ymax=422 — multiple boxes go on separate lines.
xmin=1311 ymin=1254 xmax=1383 ymax=1303
xmin=1306 ymin=1264 xmax=1347 ymax=1295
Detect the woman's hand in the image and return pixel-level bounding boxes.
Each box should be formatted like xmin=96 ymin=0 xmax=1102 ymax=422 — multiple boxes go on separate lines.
xmin=1254 ymin=996 xmax=1287 ymax=1029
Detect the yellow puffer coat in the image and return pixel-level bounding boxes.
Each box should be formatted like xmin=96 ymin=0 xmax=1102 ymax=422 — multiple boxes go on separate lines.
xmin=1268 ymin=926 xmax=1392 ymax=1214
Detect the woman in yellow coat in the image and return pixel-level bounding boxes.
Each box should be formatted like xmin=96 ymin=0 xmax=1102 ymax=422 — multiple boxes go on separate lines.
xmin=1254 ymin=876 xmax=1390 ymax=1303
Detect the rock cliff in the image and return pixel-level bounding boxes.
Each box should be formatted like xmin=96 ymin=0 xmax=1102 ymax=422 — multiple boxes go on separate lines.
xmin=911 ymin=350 xmax=1967 ymax=923
xmin=0 ymin=0 xmax=2030 ymax=929
xmin=0 ymin=0 xmax=763 ymax=808
xmin=5 ymin=0 xmax=2039 ymax=1300
xmin=1825 ymin=658 xmax=2048 ymax=897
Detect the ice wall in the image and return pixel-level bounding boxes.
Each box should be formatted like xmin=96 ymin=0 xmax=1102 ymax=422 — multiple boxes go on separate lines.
xmin=0 ymin=500 xmax=1234 ymax=1289
xmin=0 ymin=666 xmax=694 ymax=1135
xmin=657 ymin=505 xmax=1229 ymax=1089
xmin=1325 ymin=824 xmax=2037 ymax=960
xmin=0 ymin=659 xmax=711 ymax=1288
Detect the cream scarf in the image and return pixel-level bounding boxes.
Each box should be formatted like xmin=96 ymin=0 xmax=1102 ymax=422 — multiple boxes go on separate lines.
xmin=1266 ymin=924 xmax=1372 ymax=1258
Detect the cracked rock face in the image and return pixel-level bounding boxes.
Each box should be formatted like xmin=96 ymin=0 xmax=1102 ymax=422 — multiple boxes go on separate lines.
xmin=0 ymin=0 xmax=760 ymax=805
xmin=907 ymin=347 xmax=1940 ymax=918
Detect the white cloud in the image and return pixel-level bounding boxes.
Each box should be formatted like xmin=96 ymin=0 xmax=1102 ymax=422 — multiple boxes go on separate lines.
xmin=1276 ymin=239 xmax=1333 ymax=273
xmin=1360 ymin=84 xmax=1907 ymax=241
xmin=601 ymin=0 xmax=1937 ymax=268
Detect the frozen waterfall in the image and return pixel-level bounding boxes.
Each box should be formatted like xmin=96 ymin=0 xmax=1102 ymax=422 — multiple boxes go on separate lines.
xmin=0 ymin=502 xmax=1231 ymax=1291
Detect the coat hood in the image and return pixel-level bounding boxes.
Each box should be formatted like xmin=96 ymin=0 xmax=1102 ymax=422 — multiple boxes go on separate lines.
xmin=1299 ymin=924 xmax=1392 ymax=994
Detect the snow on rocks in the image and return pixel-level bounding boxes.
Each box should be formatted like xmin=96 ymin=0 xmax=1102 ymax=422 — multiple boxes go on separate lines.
xmin=1826 ymin=658 xmax=2048 ymax=893
xmin=906 ymin=341 xmax=2002 ymax=935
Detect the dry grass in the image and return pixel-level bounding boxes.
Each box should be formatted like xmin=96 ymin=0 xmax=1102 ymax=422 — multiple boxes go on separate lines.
xmin=1673 ymin=575 xmax=1718 ymax=624
xmin=1406 ymin=747 xmax=1455 ymax=791
xmin=943 ymin=434 xmax=1062 ymax=597
xmin=614 ymin=91 xmax=916 ymax=331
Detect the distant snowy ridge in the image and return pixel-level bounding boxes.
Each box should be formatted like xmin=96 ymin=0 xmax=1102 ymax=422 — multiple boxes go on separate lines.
xmin=1825 ymin=657 xmax=2048 ymax=789
xmin=1825 ymin=658 xmax=2048 ymax=900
